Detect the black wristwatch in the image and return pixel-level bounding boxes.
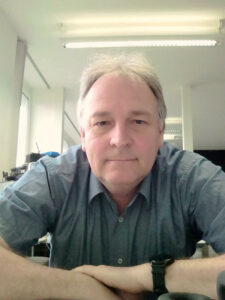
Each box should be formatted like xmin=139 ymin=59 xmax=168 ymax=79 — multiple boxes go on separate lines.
xmin=151 ymin=258 xmax=174 ymax=296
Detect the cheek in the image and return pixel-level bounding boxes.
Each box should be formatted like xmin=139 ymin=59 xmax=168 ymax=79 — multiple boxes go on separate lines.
xmin=85 ymin=135 xmax=107 ymax=160
xmin=135 ymin=134 xmax=161 ymax=157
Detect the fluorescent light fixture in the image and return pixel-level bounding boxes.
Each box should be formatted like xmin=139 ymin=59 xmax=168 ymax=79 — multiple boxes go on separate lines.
xmin=164 ymin=134 xmax=181 ymax=140
xmin=62 ymin=15 xmax=217 ymax=26
xmin=61 ymin=15 xmax=219 ymax=36
xmin=64 ymin=39 xmax=217 ymax=49
xmin=165 ymin=118 xmax=182 ymax=125
xmin=64 ymin=26 xmax=216 ymax=36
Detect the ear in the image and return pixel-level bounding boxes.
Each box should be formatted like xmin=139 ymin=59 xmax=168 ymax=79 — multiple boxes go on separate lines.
xmin=81 ymin=127 xmax=86 ymax=152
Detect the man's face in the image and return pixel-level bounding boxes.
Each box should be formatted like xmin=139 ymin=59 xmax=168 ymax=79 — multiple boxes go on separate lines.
xmin=81 ymin=73 xmax=164 ymax=192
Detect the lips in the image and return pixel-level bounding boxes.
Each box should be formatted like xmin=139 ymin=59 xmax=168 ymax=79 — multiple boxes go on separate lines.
xmin=108 ymin=158 xmax=137 ymax=162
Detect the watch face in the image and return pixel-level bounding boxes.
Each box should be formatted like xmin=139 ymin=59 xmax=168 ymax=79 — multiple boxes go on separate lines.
xmin=152 ymin=258 xmax=174 ymax=266
xmin=164 ymin=258 xmax=174 ymax=266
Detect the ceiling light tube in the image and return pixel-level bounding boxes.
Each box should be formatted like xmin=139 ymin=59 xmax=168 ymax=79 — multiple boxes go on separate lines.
xmin=164 ymin=134 xmax=181 ymax=140
xmin=166 ymin=118 xmax=182 ymax=124
xmin=64 ymin=39 xmax=217 ymax=49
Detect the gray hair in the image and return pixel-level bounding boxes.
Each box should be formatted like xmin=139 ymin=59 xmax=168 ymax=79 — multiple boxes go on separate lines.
xmin=77 ymin=53 xmax=167 ymax=129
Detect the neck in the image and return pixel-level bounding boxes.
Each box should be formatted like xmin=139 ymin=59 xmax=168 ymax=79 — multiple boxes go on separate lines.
xmin=105 ymin=184 xmax=139 ymax=214
xmin=113 ymin=196 xmax=133 ymax=215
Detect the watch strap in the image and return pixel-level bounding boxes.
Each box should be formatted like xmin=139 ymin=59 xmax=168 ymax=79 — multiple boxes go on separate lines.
xmin=151 ymin=259 xmax=174 ymax=296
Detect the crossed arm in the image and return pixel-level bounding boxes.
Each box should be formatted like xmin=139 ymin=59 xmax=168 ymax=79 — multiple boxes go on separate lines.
xmin=75 ymin=254 xmax=225 ymax=300
xmin=0 ymin=237 xmax=121 ymax=300
xmin=1 ymin=235 xmax=225 ymax=300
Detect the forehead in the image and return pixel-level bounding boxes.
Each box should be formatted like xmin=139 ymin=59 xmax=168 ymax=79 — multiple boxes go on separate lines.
xmin=87 ymin=73 xmax=152 ymax=99
xmin=83 ymin=73 xmax=158 ymax=118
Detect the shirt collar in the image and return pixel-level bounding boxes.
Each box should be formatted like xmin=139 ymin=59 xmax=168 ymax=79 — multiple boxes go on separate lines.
xmin=88 ymin=170 xmax=105 ymax=203
xmin=137 ymin=171 xmax=151 ymax=208
xmin=88 ymin=169 xmax=152 ymax=207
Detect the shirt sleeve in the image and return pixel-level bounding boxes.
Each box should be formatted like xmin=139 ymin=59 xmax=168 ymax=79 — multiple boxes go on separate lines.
xmin=178 ymin=153 xmax=225 ymax=254
xmin=0 ymin=159 xmax=57 ymax=254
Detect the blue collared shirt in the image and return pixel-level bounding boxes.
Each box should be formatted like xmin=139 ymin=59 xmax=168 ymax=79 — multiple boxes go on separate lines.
xmin=0 ymin=142 xmax=225 ymax=271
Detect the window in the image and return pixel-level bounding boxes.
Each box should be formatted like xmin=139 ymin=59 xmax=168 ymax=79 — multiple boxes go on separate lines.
xmin=16 ymin=93 xmax=29 ymax=166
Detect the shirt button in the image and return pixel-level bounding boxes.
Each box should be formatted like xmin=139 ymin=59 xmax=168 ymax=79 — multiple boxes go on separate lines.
xmin=118 ymin=217 xmax=124 ymax=223
xmin=117 ymin=258 xmax=123 ymax=264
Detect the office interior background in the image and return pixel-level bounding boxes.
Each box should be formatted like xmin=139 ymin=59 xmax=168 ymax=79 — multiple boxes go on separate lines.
xmin=0 ymin=0 xmax=225 ymax=182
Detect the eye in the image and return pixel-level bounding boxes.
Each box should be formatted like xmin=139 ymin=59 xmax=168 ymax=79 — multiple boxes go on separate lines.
xmin=95 ymin=121 xmax=108 ymax=126
xmin=134 ymin=120 xmax=146 ymax=125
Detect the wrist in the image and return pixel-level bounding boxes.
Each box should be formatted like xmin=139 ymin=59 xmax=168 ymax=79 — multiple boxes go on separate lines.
xmin=133 ymin=263 xmax=154 ymax=292
xmin=151 ymin=258 xmax=175 ymax=296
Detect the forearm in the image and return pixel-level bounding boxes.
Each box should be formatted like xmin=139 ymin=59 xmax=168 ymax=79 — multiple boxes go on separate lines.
xmin=75 ymin=255 xmax=225 ymax=299
xmin=0 ymin=245 xmax=121 ymax=300
xmin=75 ymin=263 xmax=152 ymax=293
xmin=166 ymin=255 xmax=225 ymax=299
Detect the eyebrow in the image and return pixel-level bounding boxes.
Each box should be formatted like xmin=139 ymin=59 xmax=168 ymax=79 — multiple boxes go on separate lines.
xmin=90 ymin=110 xmax=153 ymax=119
xmin=90 ymin=111 xmax=111 ymax=119
xmin=129 ymin=110 xmax=153 ymax=118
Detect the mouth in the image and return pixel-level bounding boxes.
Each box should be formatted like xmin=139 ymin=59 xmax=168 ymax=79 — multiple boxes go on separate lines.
xmin=108 ymin=159 xmax=137 ymax=162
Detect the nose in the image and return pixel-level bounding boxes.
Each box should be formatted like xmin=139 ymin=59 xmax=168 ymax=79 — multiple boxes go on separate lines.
xmin=109 ymin=124 xmax=132 ymax=148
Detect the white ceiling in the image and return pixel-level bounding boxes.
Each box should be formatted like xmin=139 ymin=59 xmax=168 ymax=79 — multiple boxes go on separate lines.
xmin=0 ymin=0 xmax=224 ymax=87
xmin=1 ymin=0 xmax=225 ymax=149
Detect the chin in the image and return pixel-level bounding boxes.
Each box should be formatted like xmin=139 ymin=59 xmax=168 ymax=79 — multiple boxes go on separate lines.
xmin=103 ymin=174 xmax=144 ymax=187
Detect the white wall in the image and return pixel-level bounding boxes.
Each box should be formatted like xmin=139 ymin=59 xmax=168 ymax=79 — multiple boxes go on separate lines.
xmin=0 ymin=10 xmax=19 ymax=179
xmin=164 ymin=85 xmax=182 ymax=118
xmin=23 ymin=81 xmax=32 ymax=100
xmin=0 ymin=7 xmax=65 ymax=178
xmin=64 ymin=88 xmax=81 ymax=146
xmin=29 ymin=88 xmax=64 ymax=153
xmin=192 ymin=82 xmax=225 ymax=150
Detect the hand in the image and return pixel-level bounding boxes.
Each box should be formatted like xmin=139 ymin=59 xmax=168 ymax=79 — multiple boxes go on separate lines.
xmin=116 ymin=290 xmax=146 ymax=300
xmin=74 ymin=263 xmax=152 ymax=294
xmin=68 ymin=271 xmax=122 ymax=300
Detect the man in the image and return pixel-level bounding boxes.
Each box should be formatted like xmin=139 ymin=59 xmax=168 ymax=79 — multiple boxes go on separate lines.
xmin=0 ymin=54 xmax=225 ymax=300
